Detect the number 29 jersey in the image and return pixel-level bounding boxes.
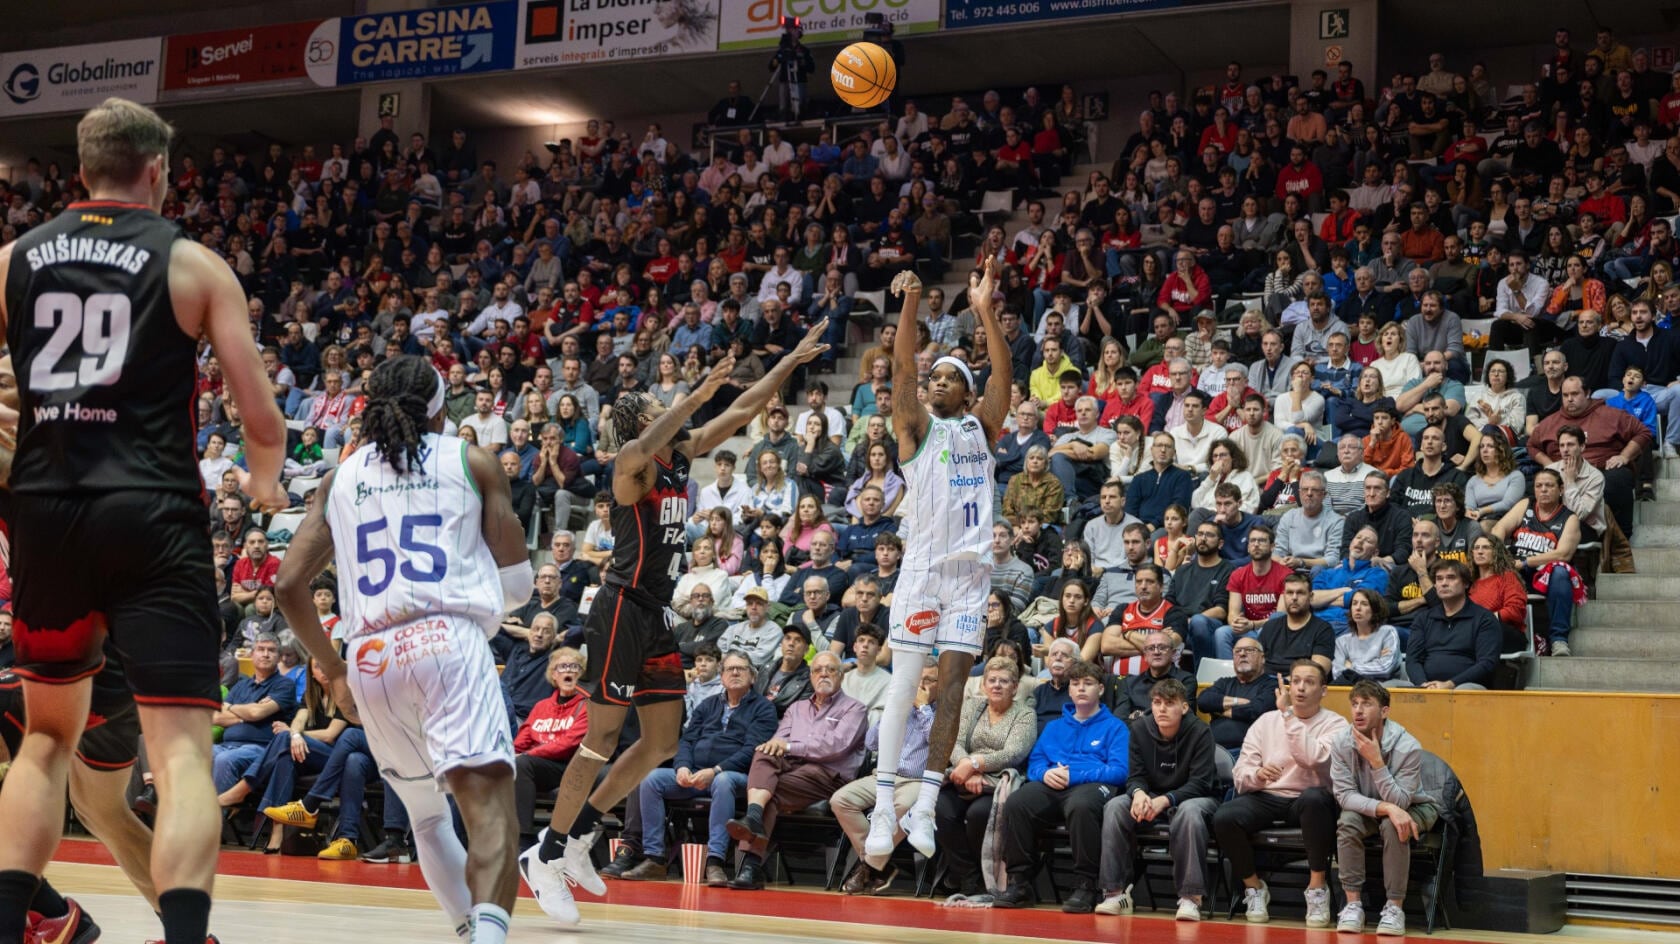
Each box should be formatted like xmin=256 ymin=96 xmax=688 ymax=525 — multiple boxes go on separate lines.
xmin=324 ymin=432 xmax=504 ymax=639
xmin=3 ymin=202 xmax=201 ymax=497
xmin=901 ymin=413 xmax=995 ymax=566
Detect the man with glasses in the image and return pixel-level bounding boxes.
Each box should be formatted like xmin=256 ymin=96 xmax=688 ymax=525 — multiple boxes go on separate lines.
xmin=718 ymin=588 xmax=785 ymax=671
xmin=1275 ymin=470 xmax=1344 ymax=576
xmin=1213 ymin=525 xmax=1290 ymax=661
xmin=1197 ymin=640 xmax=1278 ymax=760
xmin=1116 ymin=630 xmax=1198 ymax=719
xmin=1146 ymin=352 xmax=1197 ymax=431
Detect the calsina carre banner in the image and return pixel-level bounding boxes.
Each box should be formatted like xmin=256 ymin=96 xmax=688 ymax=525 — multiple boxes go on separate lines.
xmin=305 ymin=1 xmax=518 ymax=87
xmin=0 ymin=38 xmax=162 ymax=118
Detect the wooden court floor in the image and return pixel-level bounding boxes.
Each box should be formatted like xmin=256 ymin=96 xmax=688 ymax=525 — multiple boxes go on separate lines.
xmin=42 ymin=839 xmax=1680 ymax=944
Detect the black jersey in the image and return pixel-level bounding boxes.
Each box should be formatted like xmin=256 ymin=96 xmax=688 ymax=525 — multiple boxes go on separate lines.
xmin=1510 ymin=503 xmax=1573 ymax=562
xmin=602 ymin=450 xmax=689 ymax=604
xmin=4 ymin=202 xmax=200 ymax=497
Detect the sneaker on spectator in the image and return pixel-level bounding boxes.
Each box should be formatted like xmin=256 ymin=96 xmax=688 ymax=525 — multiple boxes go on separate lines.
xmin=992 ymin=881 xmax=1033 ymax=909
xmin=317 ymin=838 xmax=357 ymax=860
xmin=1176 ymin=897 xmax=1202 ymax=921
xmin=600 ymin=844 xmax=642 ymax=878
xmin=561 ymin=830 xmax=606 ymax=896
xmin=1337 ymin=900 xmax=1366 ymax=933
xmin=898 ymin=807 xmax=936 ymax=857
xmin=359 ymin=836 xmax=413 ymax=864
xmin=1061 ymin=884 xmax=1098 ymax=914
xmin=1305 ymin=885 xmax=1332 ymax=928
xmin=24 ymin=897 xmax=99 ymax=944
xmin=1244 ymin=881 xmax=1271 ymax=923
xmin=1551 ymin=640 xmax=1571 ymax=657
xmin=1377 ymin=902 xmax=1407 ymax=936
xmin=1662 ymin=442 xmax=1677 ymax=459
xmin=518 ymin=839 xmax=579 ymax=926
xmin=263 ymin=800 xmax=318 ymax=830
xmin=863 ymin=806 xmax=897 ymax=858
xmin=1095 ymin=885 xmax=1134 ymax=915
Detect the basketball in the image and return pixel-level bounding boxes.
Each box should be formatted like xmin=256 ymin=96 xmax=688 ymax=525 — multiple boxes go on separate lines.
xmin=831 ymin=42 xmax=896 ymax=109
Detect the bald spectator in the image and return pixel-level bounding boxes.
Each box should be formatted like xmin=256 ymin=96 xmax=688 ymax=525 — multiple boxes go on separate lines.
xmin=1529 ymin=377 xmax=1650 ymax=541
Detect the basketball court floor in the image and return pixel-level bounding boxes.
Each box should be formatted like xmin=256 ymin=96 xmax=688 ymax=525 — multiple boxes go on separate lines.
xmin=41 ymin=839 xmax=1679 ymax=944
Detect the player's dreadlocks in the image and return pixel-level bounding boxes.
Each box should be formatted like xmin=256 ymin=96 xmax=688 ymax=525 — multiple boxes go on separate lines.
xmin=611 ymin=390 xmax=654 ymax=448
xmin=361 ymin=355 xmax=437 ymax=475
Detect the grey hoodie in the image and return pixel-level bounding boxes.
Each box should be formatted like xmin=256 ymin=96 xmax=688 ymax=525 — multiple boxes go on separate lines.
xmin=1329 ymin=718 xmax=1438 ymax=818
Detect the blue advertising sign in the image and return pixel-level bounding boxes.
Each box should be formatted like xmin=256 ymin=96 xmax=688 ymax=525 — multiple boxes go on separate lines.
xmin=305 ymin=1 xmax=516 ymax=87
xmin=945 ymin=0 xmax=1211 ymax=29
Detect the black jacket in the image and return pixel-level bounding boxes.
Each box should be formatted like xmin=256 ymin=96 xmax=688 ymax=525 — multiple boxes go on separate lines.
xmin=1117 ymin=666 xmax=1200 ymax=719
xmin=1195 ymin=673 xmax=1279 ymax=749
xmin=674 ymin=688 xmax=779 ymax=773
xmin=1125 ymin=713 xmax=1219 ymax=804
xmin=1406 ymin=600 xmax=1501 ymax=688
xmin=755 ymin=661 xmax=812 ymax=716
xmin=1339 ymin=500 xmax=1414 ymax=562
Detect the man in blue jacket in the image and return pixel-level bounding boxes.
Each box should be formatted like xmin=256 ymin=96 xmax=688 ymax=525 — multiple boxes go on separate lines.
xmin=994 ymin=660 xmax=1130 ymax=913
xmin=1124 ymin=433 xmax=1194 ymax=530
xmin=612 ymin=650 xmax=778 ymax=886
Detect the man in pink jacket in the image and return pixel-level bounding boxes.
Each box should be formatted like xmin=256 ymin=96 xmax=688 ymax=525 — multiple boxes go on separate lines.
xmin=1212 ymin=659 xmax=1349 ymax=927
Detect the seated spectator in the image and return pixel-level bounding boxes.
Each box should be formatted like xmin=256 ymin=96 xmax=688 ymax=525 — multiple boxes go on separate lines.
xmin=756 ymin=624 xmax=816 ymax=716
xmin=1390 ymin=426 xmax=1468 ymax=517
xmin=717 ymin=582 xmax=785 ymax=668
xmin=1430 ymin=483 xmax=1478 ymax=561
xmin=996 ymin=402 xmax=1053 ymax=496
xmin=1095 ymin=564 xmax=1186 ymax=675
xmin=739 ymin=452 xmax=801 ymax=533
xmin=1463 ymin=434 xmax=1525 ymax=524
xmin=1546 ymin=424 xmax=1608 ymax=541
xmin=1466 ymin=357 xmax=1529 ymax=434
xmin=839 ymin=624 xmax=893 ymax=724
xmin=1080 ymin=480 xmax=1144 ymax=573
xmin=673 ymin=535 xmax=737 ymax=617
xmin=1314 ymin=525 xmax=1391 ymax=632
xmin=503 ymin=563 xmax=581 ymax=647
xmin=673 ymin=585 xmax=728 ymax=668
xmin=1398 ymin=560 xmax=1501 ymax=690
xmin=1091 ymin=523 xmax=1156 ymax=619
xmin=260 ymin=720 xmax=391 ymax=862
xmin=211 ymin=634 xmax=298 ymax=795
xmin=578 ymin=494 xmax=616 ymax=567
xmin=1260 ymin=573 xmax=1337 ymax=674
xmin=727 ymin=539 xmax=790 ymax=616
xmin=1115 ymin=630 xmax=1199 ymax=719
xmin=1003 ymin=445 xmax=1065 ymax=525
xmin=1010 ymin=509 xmax=1064 ymax=573
xmin=1196 ymin=639 xmax=1279 ymax=760
xmin=1167 ymin=522 xmax=1234 ymax=658
xmin=1166 ymin=390 xmax=1220 ymax=476
xmin=1274 ymin=470 xmax=1344 ymax=575
xmin=1096 ymin=678 xmax=1219 ymax=920
xmin=619 ymin=650 xmax=776 ymax=885
xmin=1338 ymin=473 xmax=1413 ymax=570
xmin=832 ymin=657 xmax=940 ymax=895
xmin=1211 ymin=524 xmax=1290 ymax=659
xmin=1322 ymin=436 xmax=1379 ymax=514
xmin=725 ymin=652 xmax=867 ymax=889
xmin=685 ymin=644 xmax=724 ymax=716
xmin=990 ymin=523 xmax=1037 ymax=611
xmin=1469 ymin=534 xmax=1530 ymax=653
xmin=1199 ymin=483 xmax=1265 ymax=564
xmin=1330 ymin=681 xmax=1440 ymax=937
xmin=1275 ymin=363 xmax=1327 ymax=449
xmin=511 ymin=649 xmax=589 ymax=841
xmin=1386 ymin=518 xmax=1442 ymax=630
xmin=1042 ymin=574 xmax=1103 ymax=661
xmin=222 ymin=659 xmax=348 ymax=854
xmin=1050 ymin=397 xmax=1119 ymax=502
xmin=491 ymin=611 xmax=559 ymax=724
xmin=935 ymin=655 xmax=1037 ymax=899
xmin=1189 ymin=439 xmax=1259 ymax=516
xmin=1528 ymin=377 xmax=1648 ymax=544
xmin=1213 ymin=659 xmax=1347 ymax=926
xmin=1331 ymin=589 xmax=1402 ymax=683
xmin=1361 ymin=406 xmax=1413 ymax=478
xmin=1491 ymin=469 xmax=1583 ymax=656
xmin=994 ymin=659 xmax=1130 ymax=912
xmin=1124 ymin=433 xmax=1194 ymax=530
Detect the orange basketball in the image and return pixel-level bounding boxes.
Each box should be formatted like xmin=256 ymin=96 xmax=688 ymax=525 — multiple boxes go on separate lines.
xmin=831 ymin=42 xmax=896 ymax=109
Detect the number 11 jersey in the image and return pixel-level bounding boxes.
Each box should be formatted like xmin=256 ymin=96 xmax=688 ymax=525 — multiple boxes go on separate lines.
xmin=325 ymin=432 xmax=504 ymax=639
xmin=902 ymin=413 xmax=995 ymax=565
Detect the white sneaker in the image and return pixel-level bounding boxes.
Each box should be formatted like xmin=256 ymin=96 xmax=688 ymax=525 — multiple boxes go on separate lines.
xmin=1175 ymin=897 xmax=1202 ymax=921
xmin=1305 ymin=886 xmax=1332 ymax=928
xmin=518 ymin=839 xmax=579 ymax=926
xmin=899 ymin=806 xmax=937 ymax=857
xmin=864 ymin=806 xmax=897 ymax=858
xmin=1244 ymin=881 xmax=1271 ymax=923
xmin=1337 ymin=900 xmax=1366 ymax=933
xmin=1663 ymin=442 xmax=1677 ymax=459
xmin=1377 ymin=902 xmax=1407 ymax=936
xmin=561 ymin=830 xmax=606 ymax=897
xmin=1094 ymin=884 xmax=1134 ymax=915
xmin=1551 ymin=639 xmax=1572 ymax=657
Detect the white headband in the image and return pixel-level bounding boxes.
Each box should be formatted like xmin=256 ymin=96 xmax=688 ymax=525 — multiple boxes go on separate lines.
xmin=427 ymin=367 xmax=446 ymax=419
xmin=933 ymin=356 xmax=975 ymax=390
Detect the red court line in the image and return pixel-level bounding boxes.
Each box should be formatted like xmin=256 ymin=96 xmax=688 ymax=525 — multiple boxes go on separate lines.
xmin=51 ymin=838 xmax=1491 ymax=944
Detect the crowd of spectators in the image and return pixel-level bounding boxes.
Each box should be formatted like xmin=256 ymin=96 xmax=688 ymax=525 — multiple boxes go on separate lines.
xmin=2 ymin=23 xmax=1670 ymax=921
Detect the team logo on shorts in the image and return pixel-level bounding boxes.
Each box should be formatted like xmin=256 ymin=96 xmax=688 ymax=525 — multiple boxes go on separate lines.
xmin=355 ymin=638 xmax=389 ymax=678
xmin=905 ymin=610 xmax=939 ymax=635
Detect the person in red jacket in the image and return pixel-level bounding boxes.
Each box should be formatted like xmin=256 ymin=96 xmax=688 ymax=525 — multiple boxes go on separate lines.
xmin=514 ymin=648 xmax=590 ymax=837
xmin=1158 ymin=250 xmax=1213 ymax=325
xmin=1275 ymin=145 xmax=1325 ymax=210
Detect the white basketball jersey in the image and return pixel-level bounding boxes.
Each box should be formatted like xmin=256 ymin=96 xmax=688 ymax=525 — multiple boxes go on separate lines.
xmin=902 ymin=413 xmax=994 ymax=565
xmin=325 ymin=432 xmax=503 ymax=640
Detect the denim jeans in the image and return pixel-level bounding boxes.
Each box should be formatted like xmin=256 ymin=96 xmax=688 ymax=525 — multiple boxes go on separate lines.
xmin=638 ymin=767 xmax=746 ymax=860
xmin=303 ymin=727 xmax=382 ymax=842
xmin=1526 ymin=561 xmax=1575 ymax=642
xmin=212 ymin=741 xmax=267 ymax=794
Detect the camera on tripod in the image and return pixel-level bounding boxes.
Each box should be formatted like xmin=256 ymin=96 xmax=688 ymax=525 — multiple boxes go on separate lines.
xmin=777 ymin=14 xmax=802 ymax=47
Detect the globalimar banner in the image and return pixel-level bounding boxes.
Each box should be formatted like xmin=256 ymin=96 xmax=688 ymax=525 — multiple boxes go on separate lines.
xmin=306 ymin=1 xmax=518 ymax=87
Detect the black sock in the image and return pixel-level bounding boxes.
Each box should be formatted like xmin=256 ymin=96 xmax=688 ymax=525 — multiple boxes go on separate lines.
xmin=0 ymin=870 xmax=40 ymax=944
xmin=27 ymin=878 xmax=67 ymax=920
xmin=301 ymin=795 xmax=321 ymax=815
xmin=387 ymin=828 xmax=407 ymax=844
xmin=565 ymin=802 xmax=604 ymax=842
xmin=743 ymin=803 xmax=764 ymax=828
xmin=157 ymin=888 xmax=211 ymax=944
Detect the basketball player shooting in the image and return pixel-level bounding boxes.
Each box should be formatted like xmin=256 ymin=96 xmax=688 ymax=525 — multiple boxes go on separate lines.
xmin=275 ymin=357 xmax=532 ymax=944
xmin=519 ymin=318 xmax=830 ymax=927
xmin=864 ymin=258 xmax=1011 ymax=862
xmin=0 ymin=97 xmax=288 ymax=944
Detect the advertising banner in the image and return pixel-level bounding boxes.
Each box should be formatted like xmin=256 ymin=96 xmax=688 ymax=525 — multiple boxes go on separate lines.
xmin=719 ymin=0 xmax=941 ymax=50
xmin=306 ymin=1 xmax=517 ymax=88
xmin=160 ymin=22 xmax=320 ymax=98
xmin=515 ymin=0 xmax=721 ymax=69
xmin=945 ymin=0 xmax=1212 ymax=30
xmin=0 ymin=38 xmax=162 ymax=118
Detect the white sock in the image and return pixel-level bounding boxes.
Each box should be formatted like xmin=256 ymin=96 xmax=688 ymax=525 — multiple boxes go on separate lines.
xmin=913 ymin=771 xmax=942 ymax=813
xmin=873 ymin=660 xmax=925 ymax=808
xmin=389 ymin=777 xmax=473 ymax=931
xmin=470 ymin=903 xmax=511 ymax=944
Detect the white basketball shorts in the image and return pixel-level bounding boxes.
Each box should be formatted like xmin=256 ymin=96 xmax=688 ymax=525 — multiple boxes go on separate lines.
xmin=346 ymin=613 xmax=514 ymax=788
xmin=887 ymin=558 xmax=992 ymax=657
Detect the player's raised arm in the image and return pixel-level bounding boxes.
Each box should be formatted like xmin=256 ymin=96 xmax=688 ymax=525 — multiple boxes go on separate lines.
xmin=614 ymin=356 xmax=736 ymax=489
xmin=684 ymin=319 xmax=831 ymax=457
xmin=889 ymin=272 xmax=928 ymax=461
xmin=970 ymin=257 xmax=1011 ymax=442
xmin=176 ymin=241 xmax=287 ymax=512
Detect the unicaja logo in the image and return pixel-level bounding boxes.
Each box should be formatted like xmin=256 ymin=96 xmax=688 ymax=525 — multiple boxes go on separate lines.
xmin=3 ymin=63 xmax=40 ymax=104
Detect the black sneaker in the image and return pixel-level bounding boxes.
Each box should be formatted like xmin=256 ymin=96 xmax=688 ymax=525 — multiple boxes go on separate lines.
xmin=600 ymin=844 xmax=644 ymax=878
xmin=359 ymin=835 xmax=414 ymax=863
xmin=1062 ymin=885 xmax=1098 ymax=914
xmin=993 ymin=881 xmax=1034 ymax=909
